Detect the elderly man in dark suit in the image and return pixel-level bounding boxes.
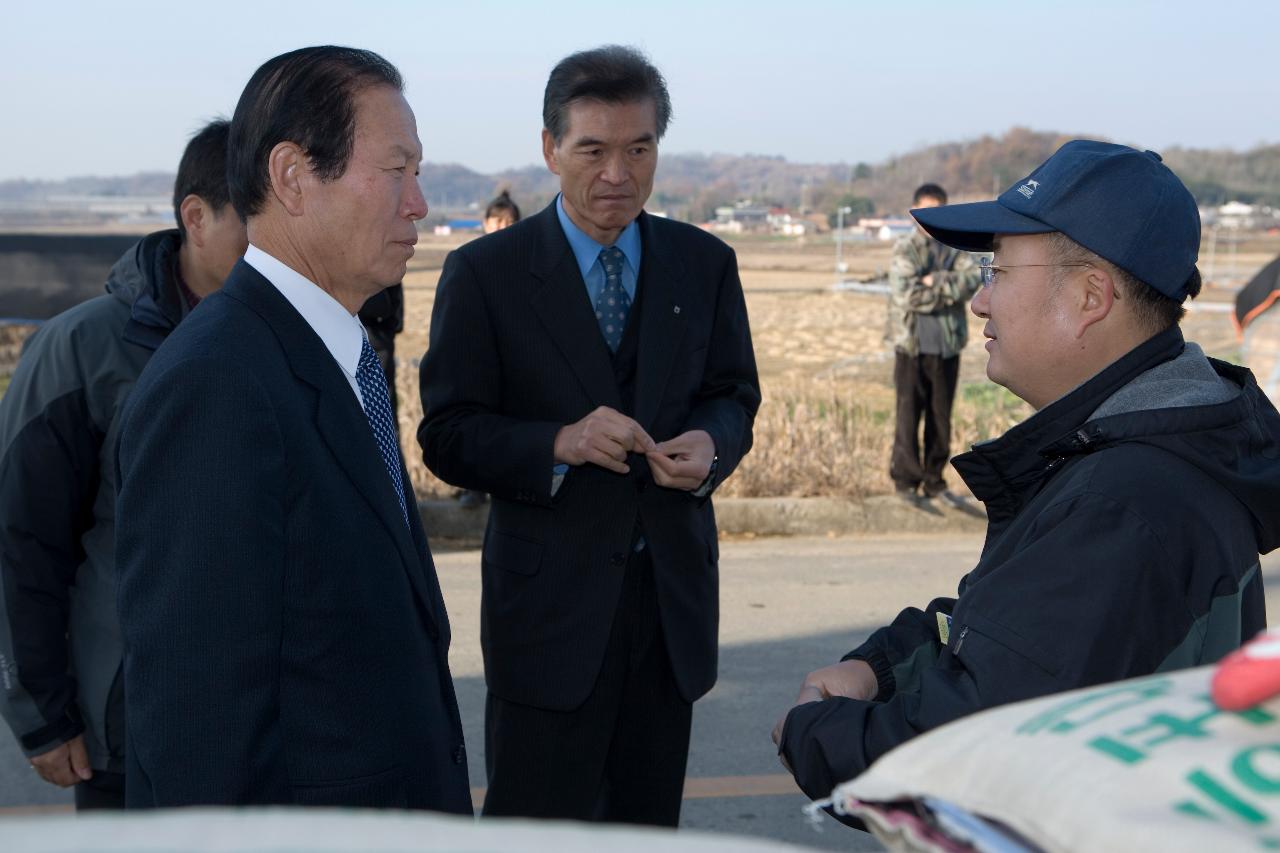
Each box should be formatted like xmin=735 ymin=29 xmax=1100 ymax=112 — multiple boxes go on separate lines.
xmin=419 ymin=45 xmax=760 ymax=826
xmin=114 ymin=46 xmax=470 ymax=812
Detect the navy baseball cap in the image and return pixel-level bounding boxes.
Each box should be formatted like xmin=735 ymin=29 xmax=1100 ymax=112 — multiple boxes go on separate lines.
xmin=911 ymin=140 xmax=1201 ymax=301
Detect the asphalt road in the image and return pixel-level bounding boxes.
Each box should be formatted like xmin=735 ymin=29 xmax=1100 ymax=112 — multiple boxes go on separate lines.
xmin=4 ymin=534 xmax=1279 ymax=852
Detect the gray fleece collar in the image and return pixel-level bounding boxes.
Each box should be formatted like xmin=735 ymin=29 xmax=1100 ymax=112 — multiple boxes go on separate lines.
xmin=1089 ymin=341 xmax=1238 ymax=420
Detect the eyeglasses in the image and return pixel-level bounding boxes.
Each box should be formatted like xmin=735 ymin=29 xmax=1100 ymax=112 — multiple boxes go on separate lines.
xmin=979 ymin=257 xmax=1093 ymax=287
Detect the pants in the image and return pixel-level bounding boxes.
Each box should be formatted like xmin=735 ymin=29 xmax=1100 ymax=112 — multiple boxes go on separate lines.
xmin=75 ymin=770 xmax=125 ymax=810
xmin=890 ymin=351 xmax=960 ymax=495
xmin=482 ymin=546 xmax=692 ymax=827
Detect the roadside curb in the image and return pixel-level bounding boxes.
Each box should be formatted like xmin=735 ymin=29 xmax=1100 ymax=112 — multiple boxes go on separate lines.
xmin=710 ymin=495 xmax=986 ymax=536
xmin=418 ymin=495 xmax=986 ymax=544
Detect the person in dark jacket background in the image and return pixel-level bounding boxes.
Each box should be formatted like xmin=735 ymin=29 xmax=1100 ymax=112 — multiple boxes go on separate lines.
xmin=0 ymin=120 xmax=245 ymax=809
xmin=773 ymin=140 xmax=1278 ymax=816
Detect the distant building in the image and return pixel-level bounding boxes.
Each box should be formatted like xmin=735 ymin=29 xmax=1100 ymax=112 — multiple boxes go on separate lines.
xmin=856 ymin=216 xmax=915 ymax=242
xmin=803 ymin=213 xmax=831 ymax=234
xmin=710 ymin=202 xmax=828 ymax=237
xmin=1218 ymin=201 xmax=1257 ymax=230
xmin=712 ymin=201 xmax=771 ymax=234
xmin=1203 ymin=201 xmax=1279 ymax=232
xmin=767 ymin=209 xmax=810 ymax=236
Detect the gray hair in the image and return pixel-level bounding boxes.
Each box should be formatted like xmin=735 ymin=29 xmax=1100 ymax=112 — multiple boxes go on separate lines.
xmin=542 ymin=45 xmax=672 ymax=144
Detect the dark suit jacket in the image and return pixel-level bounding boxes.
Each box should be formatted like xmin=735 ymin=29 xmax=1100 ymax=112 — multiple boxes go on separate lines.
xmin=115 ymin=261 xmax=471 ymax=812
xmin=419 ymin=204 xmax=760 ymax=710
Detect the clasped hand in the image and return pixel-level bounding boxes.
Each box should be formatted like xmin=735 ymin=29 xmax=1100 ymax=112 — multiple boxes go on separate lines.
xmin=553 ymin=407 xmax=714 ymax=491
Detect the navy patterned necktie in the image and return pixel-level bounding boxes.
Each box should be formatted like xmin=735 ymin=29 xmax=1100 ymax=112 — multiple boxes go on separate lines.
xmin=355 ymin=336 xmax=409 ymax=527
xmin=595 ymin=245 xmax=631 ymax=352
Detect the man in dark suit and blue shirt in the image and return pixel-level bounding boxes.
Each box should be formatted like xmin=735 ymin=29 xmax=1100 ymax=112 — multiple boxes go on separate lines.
xmin=420 ymin=45 xmax=760 ymax=826
xmin=114 ymin=46 xmax=470 ymax=812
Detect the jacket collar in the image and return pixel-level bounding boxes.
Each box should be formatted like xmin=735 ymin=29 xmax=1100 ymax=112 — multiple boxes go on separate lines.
xmin=121 ymin=229 xmax=187 ymax=351
xmin=242 ymin=244 xmax=364 ymax=383
xmin=525 ymin=202 xmax=687 ymax=429
xmin=631 ymin=209 xmax=688 ymax=428
xmin=527 ymin=202 xmax=621 ymax=409
xmin=952 ymin=325 xmax=1186 ymax=523
xmin=554 ymin=193 xmax=642 ymax=287
xmin=220 ymin=261 xmax=442 ymax=637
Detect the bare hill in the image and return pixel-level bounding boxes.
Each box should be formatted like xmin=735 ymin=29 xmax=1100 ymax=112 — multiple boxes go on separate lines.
xmin=4 ymin=128 xmax=1276 ymax=221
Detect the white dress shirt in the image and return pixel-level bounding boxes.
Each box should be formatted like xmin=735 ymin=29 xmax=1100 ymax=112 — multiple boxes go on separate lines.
xmin=243 ymin=244 xmax=367 ymax=407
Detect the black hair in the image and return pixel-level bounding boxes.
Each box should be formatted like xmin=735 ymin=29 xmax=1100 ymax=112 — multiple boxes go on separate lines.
xmin=227 ymin=45 xmax=403 ymax=220
xmin=172 ymin=119 xmax=233 ymax=240
xmin=543 ymin=45 xmax=672 ymax=144
xmin=1120 ymin=266 xmax=1201 ymax=329
xmin=1047 ymin=233 xmax=1199 ymax=330
xmin=485 ymin=189 xmax=521 ymax=223
xmin=913 ymin=183 xmax=948 ymax=206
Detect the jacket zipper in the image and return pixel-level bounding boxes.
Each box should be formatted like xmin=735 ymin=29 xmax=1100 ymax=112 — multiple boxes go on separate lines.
xmin=954 ymin=626 xmax=969 ymax=654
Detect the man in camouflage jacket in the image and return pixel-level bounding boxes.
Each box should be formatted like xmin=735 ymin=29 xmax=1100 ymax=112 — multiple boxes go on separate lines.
xmin=886 ymin=183 xmax=981 ymax=499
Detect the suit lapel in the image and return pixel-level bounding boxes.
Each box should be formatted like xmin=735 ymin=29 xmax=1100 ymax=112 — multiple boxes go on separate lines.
xmin=222 ymin=262 xmax=440 ymax=634
xmin=633 ymin=214 xmax=688 ymax=429
xmin=527 ymin=205 xmax=623 ymax=411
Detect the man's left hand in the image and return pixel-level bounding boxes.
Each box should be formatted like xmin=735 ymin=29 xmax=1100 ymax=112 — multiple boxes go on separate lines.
xmin=647 ymin=430 xmax=715 ymax=491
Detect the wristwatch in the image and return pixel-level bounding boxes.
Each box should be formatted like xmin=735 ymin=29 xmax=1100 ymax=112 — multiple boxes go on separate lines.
xmin=692 ymin=455 xmax=719 ymax=497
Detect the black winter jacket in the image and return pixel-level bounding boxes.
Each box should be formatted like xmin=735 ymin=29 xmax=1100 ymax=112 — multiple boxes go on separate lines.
xmin=0 ymin=230 xmax=188 ymax=771
xmin=781 ymin=327 xmax=1277 ymax=803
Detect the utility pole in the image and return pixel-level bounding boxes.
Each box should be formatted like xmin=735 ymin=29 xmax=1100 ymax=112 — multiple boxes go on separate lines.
xmin=1205 ymin=225 xmax=1218 ymax=285
xmin=835 ymin=206 xmax=852 ymax=274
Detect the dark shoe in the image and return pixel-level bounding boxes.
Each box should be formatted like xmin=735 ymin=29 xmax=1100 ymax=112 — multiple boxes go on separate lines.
xmin=896 ymin=485 xmax=943 ymax=515
xmin=937 ymin=489 xmax=986 ymax=517
xmin=911 ymin=491 xmax=945 ymax=516
xmin=458 ymin=490 xmax=488 ymax=509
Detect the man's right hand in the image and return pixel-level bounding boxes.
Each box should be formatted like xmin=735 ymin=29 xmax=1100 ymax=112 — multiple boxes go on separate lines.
xmin=771 ymin=659 xmax=879 ymax=756
xmin=554 ymin=406 xmax=657 ymax=474
xmin=30 ymin=734 xmax=92 ymax=787
xmin=796 ymin=659 xmax=879 ymax=702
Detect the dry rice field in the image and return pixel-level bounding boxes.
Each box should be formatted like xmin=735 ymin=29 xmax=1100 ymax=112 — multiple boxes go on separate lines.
xmin=396 ymin=231 xmax=1280 ymax=500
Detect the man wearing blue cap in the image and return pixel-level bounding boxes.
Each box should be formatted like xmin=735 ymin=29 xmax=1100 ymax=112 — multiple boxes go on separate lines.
xmin=772 ymin=140 xmax=1280 ymax=809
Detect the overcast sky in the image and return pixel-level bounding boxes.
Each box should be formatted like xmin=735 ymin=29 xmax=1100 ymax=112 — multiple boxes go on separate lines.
xmin=3 ymin=0 xmax=1276 ymax=182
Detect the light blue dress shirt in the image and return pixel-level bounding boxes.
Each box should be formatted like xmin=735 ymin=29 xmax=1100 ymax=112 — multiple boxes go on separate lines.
xmin=555 ymin=194 xmax=642 ymax=307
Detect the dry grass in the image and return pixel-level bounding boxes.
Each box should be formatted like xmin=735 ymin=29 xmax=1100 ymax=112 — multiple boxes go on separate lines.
xmin=396 ymin=361 xmax=453 ymax=499
xmin=0 ymin=323 xmax=38 ymax=377
xmin=717 ymin=378 xmax=1030 ymax=499
xmin=398 ymin=367 xmax=1031 ymax=502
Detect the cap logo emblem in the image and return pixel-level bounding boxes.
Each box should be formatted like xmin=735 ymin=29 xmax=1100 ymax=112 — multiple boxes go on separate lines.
xmin=1017 ymin=179 xmax=1040 ymax=199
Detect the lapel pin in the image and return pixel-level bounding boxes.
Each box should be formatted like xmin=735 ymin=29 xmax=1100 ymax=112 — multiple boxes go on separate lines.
xmin=673 ymin=305 xmax=681 ymax=314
